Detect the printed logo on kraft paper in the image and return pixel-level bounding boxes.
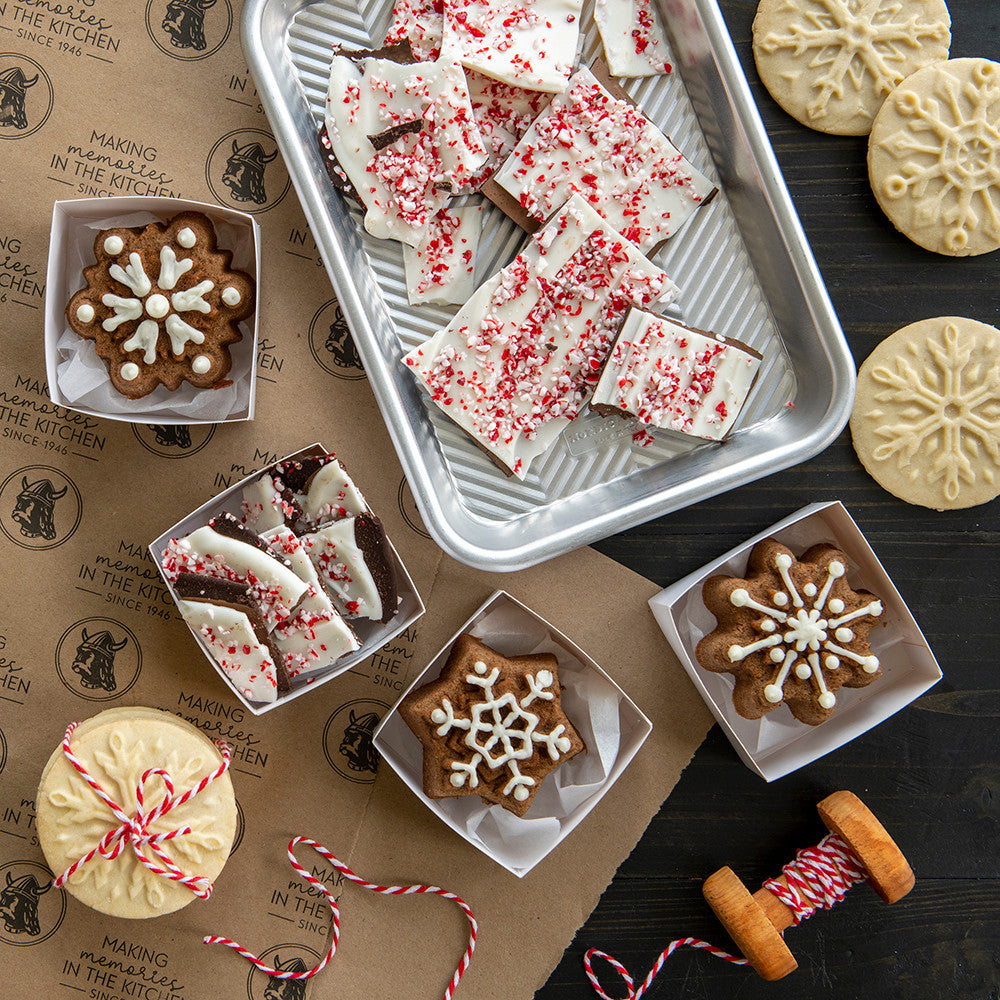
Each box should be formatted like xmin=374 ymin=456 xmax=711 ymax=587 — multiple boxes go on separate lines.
xmin=308 ymin=298 xmax=366 ymax=381
xmin=229 ymin=797 xmax=245 ymax=856
xmin=0 ymin=860 xmax=66 ymax=946
xmin=0 ymin=466 xmax=82 ymax=551
xmin=145 ymin=0 xmax=233 ymax=61
xmin=132 ymin=422 xmax=217 ymax=459
xmin=0 ymin=54 xmax=54 ymax=140
xmin=0 ymin=726 xmax=6 ymax=777
xmin=246 ymin=944 xmax=323 ymax=1000
xmin=322 ymin=698 xmax=389 ymax=784
xmin=206 ymin=128 xmax=290 ymax=215
xmin=397 ymin=477 xmax=431 ymax=539
xmin=55 ymin=617 xmax=142 ymax=701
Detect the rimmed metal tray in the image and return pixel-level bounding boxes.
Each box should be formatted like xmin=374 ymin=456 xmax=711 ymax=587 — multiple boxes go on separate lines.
xmin=242 ymin=0 xmax=855 ymax=572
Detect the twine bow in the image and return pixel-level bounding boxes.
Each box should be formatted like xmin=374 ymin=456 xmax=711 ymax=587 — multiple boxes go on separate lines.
xmin=52 ymin=721 xmax=232 ymax=900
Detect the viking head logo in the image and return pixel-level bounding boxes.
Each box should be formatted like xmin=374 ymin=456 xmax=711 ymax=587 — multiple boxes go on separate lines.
xmin=325 ymin=312 xmax=363 ymax=372
xmin=0 ymin=872 xmax=50 ymax=936
xmin=339 ymin=710 xmax=380 ymax=774
xmin=71 ymin=629 xmax=127 ymax=693
xmin=262 ymin=956 xmax=308 ymax=1000
xmin=162 ymin=0 xmax=217 ymax=51
xmin=11 ymin=477 xmax=66 ymax=540
xmin=149 ymin=424 xmax=193 ymax=449
xmin=0 ymin=66 xmax=38 ymax=130
xmin=222 ymin=140 xmax=277 ymax=205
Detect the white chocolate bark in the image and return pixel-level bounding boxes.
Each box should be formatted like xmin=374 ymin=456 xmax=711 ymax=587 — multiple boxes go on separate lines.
xmin=262 ymin=526 xmax=360 ymax=676
xmin=594 ymin=0 xmax=672 ymax=77
xmin=301 ymin=519 xmax=384 ymax=622
xmin=301 ymin=456 xmax=369 ymax=525
xmin=493 ymin=66 xmax=715 ymax=250
xmin=440 ymin=0 xmax=584 ymax=93
xmin=403 ymin=205 xmax=483 ymax=305
xmin=177 ymin=600 xmax=280 ymax=704
xmin=382 ymin=0 xmax=444 ymax=61
xmin=241 ymin=473 xmax=289 ymax=532
xmin=402 ymin=196 xmax=679 ymax=478
xmin=592 ymin=311 xmax=761 ymax=439
xmin=161 ymin=527 xmax=308 ymax=631
xmin=466 ymin=71 xmax=552 ymax=170
xmin=324 ymin=54 xmax=489 ymax=246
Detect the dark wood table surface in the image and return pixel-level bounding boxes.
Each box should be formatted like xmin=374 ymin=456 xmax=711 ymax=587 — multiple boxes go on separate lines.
xmin=537 ymin=3 xmax=1000 ymax=998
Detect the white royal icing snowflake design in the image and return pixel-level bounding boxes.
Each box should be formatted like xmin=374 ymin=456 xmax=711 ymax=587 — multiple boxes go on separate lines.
xmin=727 ymin=553 xmax=883 ymax=711
xmin=430 ymin=659 xmax=573 ymax=803
xmin=98 ymin=237 xmax=213 ymax=365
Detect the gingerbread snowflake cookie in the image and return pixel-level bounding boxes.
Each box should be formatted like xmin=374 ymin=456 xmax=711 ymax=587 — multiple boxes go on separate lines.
xmin=696 ymin=540 xmax=884 ymax=726
xmin=399 ymin=634 xmax=586 ymax=816
xmin=752 ymin=0 xmax=951 ymax=136
xmin=66 ymin=212 xmax=254 ymax=399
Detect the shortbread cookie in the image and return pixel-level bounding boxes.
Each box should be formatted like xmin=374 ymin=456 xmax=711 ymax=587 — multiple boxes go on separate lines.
xmin=590 ymin=309 xmax=761 ymax=439
xmin=752 ymin=0 xmax=951 ymax=136
xmin=850 ymin=317 xmax=1000 ymax=509
xmin=697 ymin=540 xmax=884 ymax=726
xmin=402 ymin=196 xmax=679 ymax=478
xmin=488 ymin=65 xmax=715 ymax=251
xmin=37 ymin=708 xmax=236 ymax=918
xmin=398 ymin=634 xmax=585 ymax=816
xmin=868 ymin=58 xmax=1000 ymax=256
xmin=66 ymin=212 xmax=254 ymax=398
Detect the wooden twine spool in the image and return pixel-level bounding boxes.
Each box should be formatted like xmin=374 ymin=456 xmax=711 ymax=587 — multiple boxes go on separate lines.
xmin=702 ymin=790 xmax=914 ymax=981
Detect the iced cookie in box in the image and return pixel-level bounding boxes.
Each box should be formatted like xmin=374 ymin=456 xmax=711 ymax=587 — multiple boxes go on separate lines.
xmin=375 ymin=590 xmax=651 ymax=876
xmin=152 ymin=445 xmax=424 ymax=714
xmin=45 ymin=197 xmax=260 ymax=425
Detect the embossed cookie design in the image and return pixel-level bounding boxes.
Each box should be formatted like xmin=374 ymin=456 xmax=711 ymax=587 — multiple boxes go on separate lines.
xmin=398 ymin=634 xmax=585 ymax=816
xmin=752 ymin=0 xmax=951 ymax=136
xmin=868 ymin=58 xmax=1000 ymax=256
xmin=697 ymin=540 xmax=884 ymax=726
xmin=851 ymin=317 xmax=1000 ymax=510
xmin=66 ymin=212 xmax=255 ymax=398
xmin=36 ymin=707 xmax=236 ymax=918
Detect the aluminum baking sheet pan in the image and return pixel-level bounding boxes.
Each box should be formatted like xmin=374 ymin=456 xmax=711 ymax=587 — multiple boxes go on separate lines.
xmin=242 ymin=0 xmax=855 ymax=572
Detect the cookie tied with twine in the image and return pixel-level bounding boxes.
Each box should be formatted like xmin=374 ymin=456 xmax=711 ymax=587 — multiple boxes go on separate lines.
xmin=37 ymin=707 xmax=236 ymax=919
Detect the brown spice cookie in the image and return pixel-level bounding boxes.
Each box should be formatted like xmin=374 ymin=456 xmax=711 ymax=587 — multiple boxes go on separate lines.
xmin=399 ymin=634 xmax=585 ymax=816
xmin=66 ymin=211 xmax=254 ymax=399
xmin=696 ymin=539 xmax=884 ymax=726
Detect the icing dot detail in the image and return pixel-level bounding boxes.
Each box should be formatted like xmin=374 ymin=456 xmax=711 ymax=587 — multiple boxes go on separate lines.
xmin=104 ymin=235 xmax=124 ymax=255
xmin=473 ymin=660 xmax=487 ymax=675
xmin=192 ymin=355 xmax=212 ymax=375
xmin=803 ymin=583 xmax=817 ymax=597
xmin=120 ymin=363 xmax=140 ymax=381
xmin=76 ymin=303 xmax=95 ymax=324
xmin=221 ymin=286 xmax=242 ymax=307
xmin=818 ymin=692 xmax=837 ymax=710
xmin=773 ymin=592 xmax=789 ymax=607
xmin=835 ymin=627 xmax=854 ymax=643
xmin=828 ymin=598 xmax=845 ymax=614
xmin=431 ymin=708 xmax=446 ymax=724
xmin=795 ymin=663 xmax=812 ymax=680
xmin=145 ymin=293 xmax=170 ymax=319
xmin=177 ymin=227 xmax=197 ymax=248
xmin=764 ymin=683 xmax=783 ymax=703
xmin=825 ymin=655 xmax=840 ymax=669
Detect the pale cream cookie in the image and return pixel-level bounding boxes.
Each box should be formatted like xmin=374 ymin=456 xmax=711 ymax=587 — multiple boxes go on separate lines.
xmin=868 ymin=58 xmax=1000 ymax=256
xmin=752 ymin=0 xmax=951 ymax=136
xmin=850 ymin=317 xmax=1000 ymax=510
xmin=37 ymin=708 xmax=236 ymax=918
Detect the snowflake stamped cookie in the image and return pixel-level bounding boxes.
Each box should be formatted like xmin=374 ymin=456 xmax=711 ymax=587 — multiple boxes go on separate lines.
xmin=697 ymin=539 xmax=885 ymax=726
xmin=66 ymin=212 xmax=254 ymax=399
xmin=398 ymin=634 xmax=586 ymax=816
xmin=752 ymin=0 xmax=951 ymax=136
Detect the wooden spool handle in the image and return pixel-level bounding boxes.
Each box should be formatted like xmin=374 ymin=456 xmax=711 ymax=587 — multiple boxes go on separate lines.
xmin=702 ymin=791 xmax=914 ymax=981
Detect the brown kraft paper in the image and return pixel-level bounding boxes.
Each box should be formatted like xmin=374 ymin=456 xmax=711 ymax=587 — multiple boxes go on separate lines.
xmin=0 ymin=2 xmax=713 ymax=997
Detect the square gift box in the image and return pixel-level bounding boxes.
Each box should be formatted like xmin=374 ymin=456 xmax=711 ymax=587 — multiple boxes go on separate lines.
xmin=149 ymin=443 xmax=424 ymax=715
xmin=649 ymin=501 xmax=942 ymax=781
xmin=45 ymin=197 xmax=260 ymax=424
xmin=374 ymin=590 xmax=652 ymax=877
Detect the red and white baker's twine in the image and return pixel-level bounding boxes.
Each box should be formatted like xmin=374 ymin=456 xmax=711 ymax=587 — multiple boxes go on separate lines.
xmin=52 ymin=721 xmax=231 ymax=899
xmin=204 ymin=837 xmax=478 ymax=999
xmin=584 ymin=832 xmax=866 ymax=999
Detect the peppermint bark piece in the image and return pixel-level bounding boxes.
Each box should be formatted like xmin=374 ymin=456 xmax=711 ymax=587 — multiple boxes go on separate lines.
xmin=594 ymin=0 xmax=672 ymax=77
xmin=487 ymin=65 xmax=716 ymax=251
xmin=403 ymin=205 xmax=483 ymax=305
xmin=398 ymin=634 xmax=585 ymax=816
xmin=262 ymin=526 xmax=361 ymax=677
xmin=590 ymin=310 xmax=761 ymax=440
xmin=402 ymin=195 xmax=679 ymax=478
xmin=324 ymin=50 xmax=489 ymax=246
xmin=440 ymin=0 xmax=583 ymax=93
xmin=301 ymin=514 xmax=398 ymax=624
